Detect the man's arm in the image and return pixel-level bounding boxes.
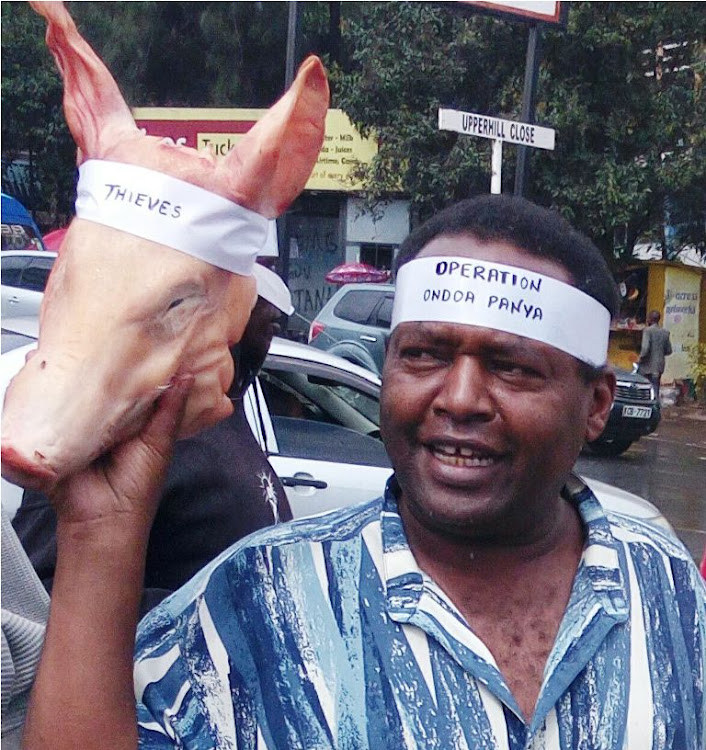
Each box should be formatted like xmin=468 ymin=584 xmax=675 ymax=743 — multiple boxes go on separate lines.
xmin=639 ymin=327 xmax=651 ymax=361
xmin=21 ymin=376 xmax=192 ymax=750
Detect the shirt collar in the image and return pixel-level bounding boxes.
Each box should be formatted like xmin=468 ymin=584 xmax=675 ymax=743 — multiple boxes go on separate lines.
xmin=380 ymin=473 xmax=630 ymax=622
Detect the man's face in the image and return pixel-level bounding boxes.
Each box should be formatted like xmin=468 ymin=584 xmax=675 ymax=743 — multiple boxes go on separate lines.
xmin=240 ymin=298 xmax=282 ymax=364
xmin=380 ymin=234 xmax=614 ymax=542
xmin=233 ymin=298 xmax=282 ymax=390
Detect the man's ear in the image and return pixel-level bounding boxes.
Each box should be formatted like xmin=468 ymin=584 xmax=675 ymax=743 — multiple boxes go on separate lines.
xmin=584 ymin=369 xmax=617 ymax=442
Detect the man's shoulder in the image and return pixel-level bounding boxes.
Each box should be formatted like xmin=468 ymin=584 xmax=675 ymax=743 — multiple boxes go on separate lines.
xmin=604 ymin=508 xmax=691 ymax=558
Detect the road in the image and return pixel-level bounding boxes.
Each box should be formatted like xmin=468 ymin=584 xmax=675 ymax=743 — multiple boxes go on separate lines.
xmin=575 ymin=403 xmax=706 ymax=564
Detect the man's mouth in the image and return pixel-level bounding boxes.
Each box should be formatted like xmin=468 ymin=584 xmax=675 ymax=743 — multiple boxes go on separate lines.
xmin=430 ymin=443 xmax=499 ymax=468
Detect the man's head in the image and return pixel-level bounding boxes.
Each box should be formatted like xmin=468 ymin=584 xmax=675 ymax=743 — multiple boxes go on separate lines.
xmin=233 ymin=297 xmax=283 ymax=393
xmin=647 ymin=310 xmax=661 ymax=325
xmin=232 ymin=264 xmax=292 ymax=394
xmin=395 ymin=195 xmax=620 ymax=320
xmin=381 ymin=196 xmax=617 ymax=544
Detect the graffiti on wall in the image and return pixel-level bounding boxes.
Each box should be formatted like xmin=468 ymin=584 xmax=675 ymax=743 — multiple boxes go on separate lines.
xmin=287 ymin=216 xmax=342 ymax=331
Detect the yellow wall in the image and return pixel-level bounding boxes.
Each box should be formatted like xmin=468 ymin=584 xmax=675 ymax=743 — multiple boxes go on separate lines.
xmin=663 ymin=264 xmax=702 ymax=381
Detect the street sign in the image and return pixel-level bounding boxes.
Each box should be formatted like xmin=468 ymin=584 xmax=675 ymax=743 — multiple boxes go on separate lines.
xmin=439 ymin=108 xmax=555 ymax=150
xmin=453 ymin=1 xmax=567 ymax=26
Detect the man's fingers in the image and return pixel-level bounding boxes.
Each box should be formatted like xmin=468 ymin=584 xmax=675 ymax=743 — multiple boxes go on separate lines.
xmin=107 ymin=374 xmax=194 ymax=503
xmin=141 ymin=375 xmax=194 ymax=460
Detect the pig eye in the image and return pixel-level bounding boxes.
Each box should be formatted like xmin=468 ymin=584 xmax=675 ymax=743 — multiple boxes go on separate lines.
xmin=167 ymin=298 xmax=184 ymax=311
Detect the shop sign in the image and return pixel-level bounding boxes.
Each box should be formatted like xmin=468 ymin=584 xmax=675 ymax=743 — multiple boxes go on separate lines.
xmin=132 ymin=107 xmax=377 ymax=193
xmin=663 ymin=266 xmax=701 ymax=382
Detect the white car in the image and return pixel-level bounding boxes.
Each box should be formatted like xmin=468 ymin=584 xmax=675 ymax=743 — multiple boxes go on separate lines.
xmin=1 ymin=250 xmax=57 ymax=318
xmin=0 ymin=326 xmax=671 ymax=531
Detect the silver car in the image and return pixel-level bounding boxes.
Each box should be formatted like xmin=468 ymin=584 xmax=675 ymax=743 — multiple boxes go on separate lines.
xmin=1 ymin=250 xmax=57 ymax=318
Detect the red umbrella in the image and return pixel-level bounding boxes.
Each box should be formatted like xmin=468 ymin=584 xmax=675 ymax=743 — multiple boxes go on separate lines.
xmin=325 ymin=262 xmax=391 ymax=285
xmin=43 ymin=227 xmax=69 ymax=252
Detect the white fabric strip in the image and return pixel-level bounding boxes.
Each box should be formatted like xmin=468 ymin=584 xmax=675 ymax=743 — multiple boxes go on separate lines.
xmin=75 ymin=160 xmax=269 ymax=276
xmin=392 ymin=256 xmax=610 ymax=366
xmin=252 ymin=264 xmax=294 ymax=315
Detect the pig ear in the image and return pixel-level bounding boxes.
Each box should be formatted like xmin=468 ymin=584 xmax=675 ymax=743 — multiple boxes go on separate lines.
xmin=31 ymin=1 xmax=139 ymax=161
xmin=217 ymin=56 xmax=330 ymax=218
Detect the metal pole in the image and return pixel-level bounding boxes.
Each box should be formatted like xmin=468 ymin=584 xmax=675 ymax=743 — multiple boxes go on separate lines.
xmin=285 ymin=1 xmax=298 ymax=88
xmin=514 ymin=24 xmax=542 ymax=197
xmin=491 ymin=139 xmax=503 ymax=194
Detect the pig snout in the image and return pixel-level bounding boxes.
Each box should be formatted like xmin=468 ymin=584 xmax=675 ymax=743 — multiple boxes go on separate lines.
xmin=1 ymin=347 xmax=165 ymax=491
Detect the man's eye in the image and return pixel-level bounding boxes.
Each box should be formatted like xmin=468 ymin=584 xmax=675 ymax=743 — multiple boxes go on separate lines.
xmin=492 ymin=360 xmax=539 ymax=377
xmin=400 ymin=347 xmax=445 ymax=365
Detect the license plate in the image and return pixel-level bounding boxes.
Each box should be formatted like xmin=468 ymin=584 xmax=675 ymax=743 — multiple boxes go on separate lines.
xmin=622 ymin=405 xmax=652 ymax=419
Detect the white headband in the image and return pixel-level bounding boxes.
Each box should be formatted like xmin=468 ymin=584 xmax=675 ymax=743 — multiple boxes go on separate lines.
xmin=252 ymin=264 xmax=294 ymax=315
xmin=392 ymin=256 xmax=611 ymax=367
xmin=75 ymin=160 xmax=269 ymax=276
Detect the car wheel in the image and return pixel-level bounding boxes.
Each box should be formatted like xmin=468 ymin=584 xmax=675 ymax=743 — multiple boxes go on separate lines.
xmin=585 ymin=438 xmax=634 ymax=457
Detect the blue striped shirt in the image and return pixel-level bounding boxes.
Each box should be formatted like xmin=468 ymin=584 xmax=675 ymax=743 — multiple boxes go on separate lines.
xmin=135 ymin=476 xmax=706 ymax=749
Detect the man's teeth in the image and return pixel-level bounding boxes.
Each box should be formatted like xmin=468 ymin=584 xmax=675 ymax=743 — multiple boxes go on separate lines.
xmin=432 ymin=445 xmax=495 ymax=467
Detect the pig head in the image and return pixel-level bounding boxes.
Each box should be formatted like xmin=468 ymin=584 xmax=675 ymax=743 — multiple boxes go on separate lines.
xmin=1 ymin=1 xmax=329 ymax=491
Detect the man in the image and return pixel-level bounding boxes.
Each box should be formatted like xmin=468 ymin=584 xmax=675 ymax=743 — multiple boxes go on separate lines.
xmin=12 ymin=264 xmax=293 ymax=615
xmin=638 ymin=309 xmax=672 ymax=398
xmin=23 ymin=197 xmax=705 ymax=749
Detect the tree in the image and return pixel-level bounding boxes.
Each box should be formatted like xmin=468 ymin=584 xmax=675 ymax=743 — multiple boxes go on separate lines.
xmin=534 ymin=2 xmax=706 ymax=261
xmin=1 ymin=1 xmax=75 ymax=224
xmin=1 ymin=1 xmax=330 ymax=225
xmin=333 ymin=2 xmax=528 ymax=222
xmin=332 ymin=1 xmax=705 ymax=262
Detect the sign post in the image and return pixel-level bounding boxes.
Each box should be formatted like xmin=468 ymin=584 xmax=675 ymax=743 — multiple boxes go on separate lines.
xmin=491 ymin=140 xmax=502 ymax=194
xmin=438 ymin=108 xmax=555 ymax=194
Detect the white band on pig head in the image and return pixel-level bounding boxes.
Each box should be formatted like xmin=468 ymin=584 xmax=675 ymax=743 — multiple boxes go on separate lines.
xmin=75 ymin=160 xmax=270 ymax=275
xmin=392 ymin=256 xmax=611 ymax=367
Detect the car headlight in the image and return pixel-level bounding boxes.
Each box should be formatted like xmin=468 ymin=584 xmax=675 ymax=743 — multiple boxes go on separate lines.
xmin=649 ymin=385 xmax=656 ymax=400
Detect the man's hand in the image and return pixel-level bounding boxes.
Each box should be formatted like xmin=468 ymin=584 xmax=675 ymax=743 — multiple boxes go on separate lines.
xmin=50 ymin=374 xmax=194 ymax=531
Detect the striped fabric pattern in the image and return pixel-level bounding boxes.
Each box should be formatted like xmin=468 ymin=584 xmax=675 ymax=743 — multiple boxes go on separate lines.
xmin=1 ymin=513 xmax=50 ymax=748
xmin=135 ymin=477 xmax=706 ymax=749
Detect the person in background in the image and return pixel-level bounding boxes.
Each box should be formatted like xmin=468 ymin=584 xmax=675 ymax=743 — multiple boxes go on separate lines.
xmin=1 ymin=513 xmax=49 ymax=750
xmin=12 ymin=263 xmax=294 ymax=615
xmin=638 ymin=309 xmax=672 ymax=399
xmin=22 ymin=197 xmax=706 ymax=749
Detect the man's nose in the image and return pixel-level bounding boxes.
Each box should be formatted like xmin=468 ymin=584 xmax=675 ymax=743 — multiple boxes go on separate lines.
xmin=432 ymin=356 xmax=495 ymax=422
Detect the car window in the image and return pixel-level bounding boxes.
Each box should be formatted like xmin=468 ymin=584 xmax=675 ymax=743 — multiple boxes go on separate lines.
xmin=1 ymin=224 xmax=43 ymax=252
xmin=1 ymin=256 xmax=29 ymax=288
xmin=21 ymin=258 xmax=54 ymax=292
xmin=333 ymin=290 xmax=384 ymax=325
xmin=260 ymin=367 xmax=380 ymax=430
xmin=1 ymin=330 xmax=36 ymax=354
xmin=370 ymin=295 xmax=394 ymax=329
xmin=269 ymin=416 xmax=390 ymax=468
xmin=258 ymin=355 xmax=384 ymax=464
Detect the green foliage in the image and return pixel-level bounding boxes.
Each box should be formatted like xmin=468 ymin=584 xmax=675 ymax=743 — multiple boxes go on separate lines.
xmin=332 ymin=2 xmax=527 ymax=220
xmin=333 ymin=1 xmax=705 ymax=262
xmin=688 ymin=343 xmax=706 ymax=405
xmin=0 ymin=1 xmax=328 ymax=225
xmin=1 ymin=1 xmax=74 ymax=223
xmin=2 ymin=0 xmax=704 ymax=254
